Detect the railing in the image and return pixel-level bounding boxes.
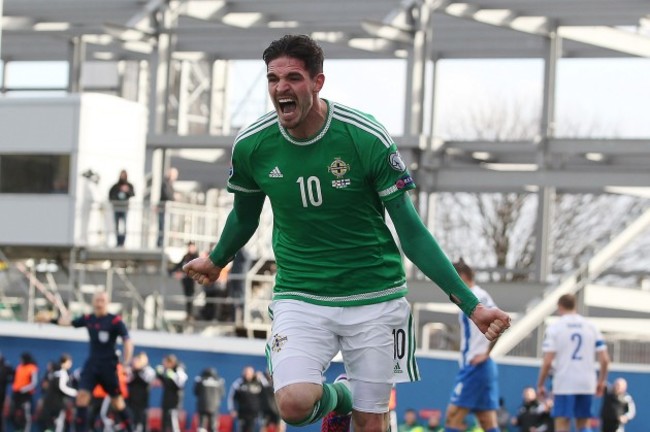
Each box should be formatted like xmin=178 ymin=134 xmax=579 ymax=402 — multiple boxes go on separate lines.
xmin=77 ymin=200 xmax=224 ymax=251
xmin=76 ymin=198 xmax=275 ymax=257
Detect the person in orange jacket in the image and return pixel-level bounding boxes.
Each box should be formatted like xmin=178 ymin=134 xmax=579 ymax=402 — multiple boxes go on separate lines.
xmin=11 ymin=352 xmax=39 ymax=432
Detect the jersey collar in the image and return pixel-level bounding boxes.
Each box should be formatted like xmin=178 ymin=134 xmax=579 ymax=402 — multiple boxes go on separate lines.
xmin=277 ymin=99 xmax=333 ymax=146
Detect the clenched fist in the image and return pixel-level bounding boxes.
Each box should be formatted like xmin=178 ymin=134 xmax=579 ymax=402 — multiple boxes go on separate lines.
xmin=470 ymin=304 xmax=511 ymax=341
xmin=182 ymin=257 xmax=223 ymax=286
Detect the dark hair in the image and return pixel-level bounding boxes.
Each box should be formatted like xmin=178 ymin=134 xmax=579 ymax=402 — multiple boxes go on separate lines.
xmin=262 ymin=34 xmax=324 ymax=77
xmin=20 ymin=352 xmax=36 ymax=365
xmin=452 ymin=258 xmax=475 ymax=281
xmin=59 ymin=353 xmax=72 ymax=364
xmin=558 ymin=293 xmax=576 ymax=310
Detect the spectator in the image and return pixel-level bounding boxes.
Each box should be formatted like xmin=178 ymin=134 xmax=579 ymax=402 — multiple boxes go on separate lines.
xmin=0 ymin=352 xmax=14 ymax=432
xmin=108 ymin=169 xmax=135 ymax=247
xmin=228 ymin=366 xmax=265 ymax=432
xmin=600 ymin=378 xmax=635 ymax=432
xmin=39 ymin=354 xmax=77 ymax=432
xmin=171 ymin=242 xmax=200 ymax=322
xmin=199 ymin=249 xmax=229 ymax=322
xmin=156 ymin=354 xmax=188 ymax=432
xmin=512 ymin=387 xmax=543 ymax=432
xmin=10 ymin=352 xmax=38 ymax=432
xmin=260 ymin=371 xmax=282 ymax=432
xmin=536 ymin=396 xmax=554 ymax=432
xmin=127 ymin=352 xmax=156 ymax=432
xmin=194 ymin=367 xmax=226 ymax=432
xmin=426 ymin=414 xmax=444 ymax=432
xmin=157 ymin=167 xmax=179 ymax=247
xmin=398 ymin=408 xmax=424 ymax=432
xmin=224 ymin=250 xmax=251 ymax=323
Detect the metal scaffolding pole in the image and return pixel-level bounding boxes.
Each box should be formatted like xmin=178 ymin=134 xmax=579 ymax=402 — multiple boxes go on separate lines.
xmin=534 ymin=27 xmax=561 ymax=283
xmin=67 ymin=36 xmax=85 ymax=93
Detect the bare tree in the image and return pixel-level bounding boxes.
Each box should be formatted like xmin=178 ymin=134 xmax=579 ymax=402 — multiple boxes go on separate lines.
xmin=432 ymin=101 xmax=647 ymax=282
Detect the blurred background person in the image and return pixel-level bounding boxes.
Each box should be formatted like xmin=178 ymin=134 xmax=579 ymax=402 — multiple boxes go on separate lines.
xmin=512 ymin=387 xmax=544 ymax=432
xmin=127 ymin=352 xmax=156 ymax=432
xmin=194 ymin=367 xmax=225 ymax=432
xmin=259 ymin=370 xmax=282 ymax=432
xmin=170 ymin=241 xmax=199 ymax=322
xmin=0 ymin=352 xmax=14 ymax=432
xmin=600 ymin=378 xmax=635 ymax=432
xmin=10 ymin=351 xmax=38 ymax=432
xmin=39 ymin=354 xmax=77 ymax=432
xmin=426 ymin=413 xmax=444 ymax=432
xmin=156 ymin=354 xmax=188 ymax=432
xmin=157 ymin=167 xmax=179 ymax=247
xmin=224 ymin=250 xmax=252 ymax=323
xmin=398 ymin=408 xmax=424 ymax=432
xmin=108 ymin=169 xmax=135 ymax=247
xmin=227 ymin=366 xmax=264 ymax=432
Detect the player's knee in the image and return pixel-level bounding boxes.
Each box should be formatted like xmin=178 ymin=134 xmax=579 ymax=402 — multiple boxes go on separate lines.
xmin=475 ymin=410 xmax=497 ymax=429
xmin=275 ymin=384 xmax=320 ymax=423
xmin=353 ymin=411 xmax=387 ymax=432
xmin=444 ymin=404 xmax=466 ymax=426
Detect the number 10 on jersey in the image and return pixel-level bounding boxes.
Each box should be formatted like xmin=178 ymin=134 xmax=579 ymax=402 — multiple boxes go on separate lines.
xmin=297 ymin=176 xmax=323 ymax=207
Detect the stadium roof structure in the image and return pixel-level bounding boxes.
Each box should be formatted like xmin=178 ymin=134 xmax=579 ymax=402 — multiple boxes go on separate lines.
xmin=2 ymin=0 xmax=650 ymax=61
xmin=1 ymin=0 xmax=649 ymax=209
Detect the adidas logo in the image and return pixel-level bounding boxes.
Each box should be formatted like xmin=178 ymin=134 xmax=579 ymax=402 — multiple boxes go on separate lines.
xmin=393 ymin=362 xmax=403 ymax=373
xmin=269 ymin=166 xmax=283 ymax=178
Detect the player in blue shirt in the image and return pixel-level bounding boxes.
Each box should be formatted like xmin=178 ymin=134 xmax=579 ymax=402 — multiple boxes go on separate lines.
xmin=444 ymin=260 xmax=501 ymax=432
xmin=40 ymin=291 xmax=134 ymax=432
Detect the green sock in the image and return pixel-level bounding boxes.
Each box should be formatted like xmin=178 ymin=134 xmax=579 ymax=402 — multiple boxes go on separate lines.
xmin=285 ymin=384 xmax=339 ymax=426
xmin=331 ymin=381 xmax=353 ymax=414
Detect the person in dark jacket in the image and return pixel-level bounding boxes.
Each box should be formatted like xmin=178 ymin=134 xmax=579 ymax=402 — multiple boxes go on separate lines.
xmin=40 ymin=354 xmax=78 ymax=432
xmin=127 ymin=352 xmax=156 ymax=432
xmin=511 ymin=387 xmax=545 ymax=432
xmin=155 ymin=354 xmax=188 ymax=432
xmin=227 ymin=366 xmax=265 ymax=432
xmin=194 ymin=367 xmax=225 ymax=432
xmin=171 ymin=242 xmax=200 ymax=321
xmin=108 ymin=170 xmax=135 ymax=247
xmin=600 ymin=378 xmax=636 ymax=432
xmin=0 ymin=352 xmax=14 ymax=432
xmin=260 ymin=371 xmax=281 ymax=432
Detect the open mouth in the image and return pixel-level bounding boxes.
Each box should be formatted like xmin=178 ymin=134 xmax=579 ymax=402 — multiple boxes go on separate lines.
xmin=278 ymin=98 xmax=297 ymax=115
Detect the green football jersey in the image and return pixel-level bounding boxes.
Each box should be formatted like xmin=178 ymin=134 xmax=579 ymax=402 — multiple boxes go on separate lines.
xmin=227 ymin=99 xmax=416 ymax=307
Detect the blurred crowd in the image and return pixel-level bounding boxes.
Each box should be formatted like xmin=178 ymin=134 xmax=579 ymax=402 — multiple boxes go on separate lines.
xmin=0 ymin=350 xmax=282 ymax=432
xmin=395 ymin=381 xmax=634 ymax=432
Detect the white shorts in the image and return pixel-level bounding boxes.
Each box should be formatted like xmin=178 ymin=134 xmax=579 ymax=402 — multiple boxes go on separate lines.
xmin=265 ymin=298 xmax=420 ymax=413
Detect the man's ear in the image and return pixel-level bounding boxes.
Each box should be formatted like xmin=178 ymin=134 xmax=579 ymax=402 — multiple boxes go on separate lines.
xmin=313 ymin=73 xmax=325 ymax=93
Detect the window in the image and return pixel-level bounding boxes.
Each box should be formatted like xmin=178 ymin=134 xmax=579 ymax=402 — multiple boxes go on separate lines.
xmin=0 ymin=154 xmax=70 ymax=194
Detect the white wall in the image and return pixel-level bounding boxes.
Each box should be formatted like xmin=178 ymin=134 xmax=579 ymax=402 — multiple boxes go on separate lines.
xmin=0 ymin=94 xmax=147 ymax=248
xmin=75 ymin=93 xmax=147 ymax=247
